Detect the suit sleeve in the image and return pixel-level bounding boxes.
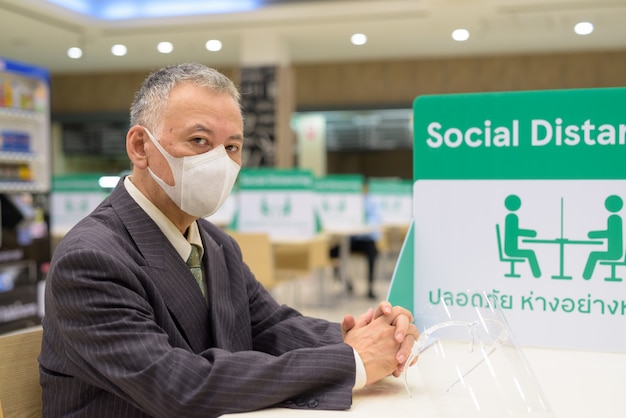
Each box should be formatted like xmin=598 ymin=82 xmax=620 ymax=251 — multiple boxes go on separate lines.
xmin=43 ymin=235 xmax=355 ymax=418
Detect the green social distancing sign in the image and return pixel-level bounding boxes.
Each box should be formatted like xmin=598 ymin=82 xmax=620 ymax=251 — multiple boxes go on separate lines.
xmin=388 ymin=87 xmax=626 ymax=352
xmin=234 ymin=168 xmax=319 ymax=239
xmin=314 ymin=174 xmax=365 ymax=230
xmin=50 ymin=174 xmax=111 ymax=236
xmin=368 ymin=177 xmax=412 ymax=226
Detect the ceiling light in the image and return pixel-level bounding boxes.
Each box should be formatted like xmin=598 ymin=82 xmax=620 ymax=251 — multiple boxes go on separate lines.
xmin=452 ymin=29 xmax=470 ymax=42
xmin=351 ymin=33 xmax=367 ymax=46
xmin=67 ymin=47 xmax=83 ymax=59
xmin=205 ymin=39 xmax=222 ymax=52
xmin=111 ymin=44 xmax=127 ymax=56
xmin=157 ymin=41 xmax=174 ymax=54
xmin=574 ymin=22 xmax=594 ymax=36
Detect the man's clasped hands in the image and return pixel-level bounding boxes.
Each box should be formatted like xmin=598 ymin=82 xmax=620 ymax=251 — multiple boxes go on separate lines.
xmin=342 ymin=302 xmax=420 ymax=386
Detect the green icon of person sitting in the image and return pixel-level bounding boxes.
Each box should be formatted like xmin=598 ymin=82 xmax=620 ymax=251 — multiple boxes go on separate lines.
xmin=504 ymin=194 xmax=542 ymax=278
xmin=582 ymin=195 xmax=623 ymax=280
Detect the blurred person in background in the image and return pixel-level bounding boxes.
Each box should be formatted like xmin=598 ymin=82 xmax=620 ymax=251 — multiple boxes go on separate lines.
xmin=331 ymin=182 xmax=382 ymax=300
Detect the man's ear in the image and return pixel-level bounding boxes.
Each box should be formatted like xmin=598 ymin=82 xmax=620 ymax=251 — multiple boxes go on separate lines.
xmin=127 ymin=125 xmax=148 ymax=169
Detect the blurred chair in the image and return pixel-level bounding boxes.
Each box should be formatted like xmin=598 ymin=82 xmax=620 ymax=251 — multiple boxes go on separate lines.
xmin=377 ymin=224 xmax=409 ymax=279
xmin=229 ymin=230 xmax=332 ymax=305
xmin=273 ymin=234 xmax=332 ymax=306
xmin=0 ymin=326 xmax=43 ymax=418
xmin=228 ymin=231 xmax=277 ymax=289
xmin=273 ymin=235 xmax=331 ymax=281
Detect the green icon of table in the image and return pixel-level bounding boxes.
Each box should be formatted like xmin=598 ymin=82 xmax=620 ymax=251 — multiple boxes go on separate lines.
xmin=523 ymin=237 xmax=603 ymax=280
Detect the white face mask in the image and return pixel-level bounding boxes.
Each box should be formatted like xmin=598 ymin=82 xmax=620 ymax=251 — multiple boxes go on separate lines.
xmin=144 ymin=128 xmax=240 ymax=218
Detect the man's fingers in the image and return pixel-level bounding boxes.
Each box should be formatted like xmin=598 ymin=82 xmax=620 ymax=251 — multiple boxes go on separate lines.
xmin=372 ymin=301 xmax=393 ymax=318
xmin=392 ymin=314 xmax=410 ymax=343
xmin=355 ymin=307 xmax=374 ymax=327
xmin=372 ymin=303 xmax=415 ymax=327
xmin=341 ymin=314 xmax=356 ymax=336
xmin=395 ymin=331 xmax=415 ymax=364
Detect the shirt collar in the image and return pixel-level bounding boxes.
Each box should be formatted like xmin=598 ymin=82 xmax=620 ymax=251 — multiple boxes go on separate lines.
xmin=124 ymin=176 xmax=203 ymax=261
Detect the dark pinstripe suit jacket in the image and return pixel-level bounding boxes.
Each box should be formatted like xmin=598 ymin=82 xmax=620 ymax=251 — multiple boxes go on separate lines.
xmin=39 ymin=181 xmax=355 ymax=417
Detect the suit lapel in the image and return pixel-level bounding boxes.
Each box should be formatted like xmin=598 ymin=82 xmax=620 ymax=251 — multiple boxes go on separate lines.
xmin=109 ymin=184 xmax=212 ymax=352
xmin=200 ymin=227 xmax=237 ymax=351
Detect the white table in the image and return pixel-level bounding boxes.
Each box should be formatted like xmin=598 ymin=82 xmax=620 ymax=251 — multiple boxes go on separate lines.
xmin=226 ymin=347 xmax=626 ymax=417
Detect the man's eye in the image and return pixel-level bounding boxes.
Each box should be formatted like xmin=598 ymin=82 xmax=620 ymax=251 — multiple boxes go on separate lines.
xmin=192 ymin=137 xmax=208 ymax=145
xmin=226 ymin=144 xmax=241 ymax=152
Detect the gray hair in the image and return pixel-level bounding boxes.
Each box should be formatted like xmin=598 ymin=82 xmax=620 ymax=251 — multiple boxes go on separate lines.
xmin=129 ymin=62 xmax=241 ymax=134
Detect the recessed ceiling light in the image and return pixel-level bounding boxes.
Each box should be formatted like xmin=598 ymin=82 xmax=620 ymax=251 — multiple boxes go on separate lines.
xmin=111 ymin=44 xmax=127 ymax=56
xmin=351 ymin=33 xmax=367 ymax=46
xmin=157 ymin=41 xmax=174 ymax=54
xmin=205 ymin=39 xmax=222 ymax=52
xmin=452 ymin=29 xmax=470 ymax=42
xmin=574 ymin=22 xmax=594 ymax=36
xmin=67 ymin=47 xmax=83 ymax=59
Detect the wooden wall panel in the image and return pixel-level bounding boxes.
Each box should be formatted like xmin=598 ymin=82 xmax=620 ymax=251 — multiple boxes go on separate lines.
xmin=345 ymin=62 xmax=388 ymax=103
xmin=51 ymin=72 xmax=148 ymax=113
xmin=528 ymin=55 xmax=564 ymax=90
xmin=412 ymin=59 xmax=447 ymax=96
xmin=596 ymin=51 xmax=626 ymax=87
xmin=383 ymin=60 xmax=417 ymax=104
xmin=51 ymin=50 xmax=626 ymax=113
xmin=298 ymin=64 xmax=347 ymax=108
xmin=449 ymin=58 xmax=471 ymax=93
xmin=51 ymin=67 xmax=238 ymax=114
xmin=559 ymin=53 xmax=596 ymax=88
xmin=49 ymin=51 xmax=625 ymax=179
xmin=293 ymin=49 xmax=626 ymax=109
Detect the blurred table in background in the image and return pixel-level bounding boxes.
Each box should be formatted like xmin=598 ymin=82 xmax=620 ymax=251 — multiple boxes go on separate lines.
xmin=228 ymin=231 xmax=333 ymax=305
xmin=273 ymin=234 xmax=332 ymax=305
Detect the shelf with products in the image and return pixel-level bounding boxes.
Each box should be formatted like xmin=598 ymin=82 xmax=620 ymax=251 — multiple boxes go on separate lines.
xmin=0 ymin=57 xmax=51 ymax=335
xmin=0 ymin=62 xmax=50 ymax=193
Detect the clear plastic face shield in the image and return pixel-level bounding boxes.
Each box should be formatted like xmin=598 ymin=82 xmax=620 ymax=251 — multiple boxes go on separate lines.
xmin=404 ymin=291 xmax=557 ymax=417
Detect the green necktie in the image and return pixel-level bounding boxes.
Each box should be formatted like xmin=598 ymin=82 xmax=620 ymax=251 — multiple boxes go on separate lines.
xmin=186 ymin=244 xmax=206 ymax=297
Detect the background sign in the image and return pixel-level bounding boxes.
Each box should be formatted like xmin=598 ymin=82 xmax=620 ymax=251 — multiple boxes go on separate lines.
xmin=368 ymin=177 xmax=412 ymax=226
xmin=235 ymin=168 xmax=317 ymax=239
xmin=314 ymin=174 xmax=364 ymax=230
xmin=50 ymin=175 xmax=109 ymax=237
xmin=389 ymin=87 xmax=626 ymax=352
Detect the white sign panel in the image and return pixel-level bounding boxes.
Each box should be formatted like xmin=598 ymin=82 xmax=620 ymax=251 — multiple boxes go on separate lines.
xmin=235 ymin=169 xmax=317 ymax=239
xmin=314 ymin=175 xmax=364 ymax=230
xmin=414 ymin=179 xmax=626 ymax=351
xmin=388 ymin=87 xmax=626 ymax=352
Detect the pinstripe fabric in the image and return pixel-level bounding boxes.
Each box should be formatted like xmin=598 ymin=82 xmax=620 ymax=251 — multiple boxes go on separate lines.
xmin=186 ymin=244 xmax=205 ymax=297
xmin=39 ymin=181 xmax=355 ymax=418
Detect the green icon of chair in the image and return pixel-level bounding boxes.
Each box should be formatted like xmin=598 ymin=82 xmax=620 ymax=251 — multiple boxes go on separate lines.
xmin=598 ymin=250 xmax=626 ymax=282
xmin=496 ymin=224 xmax=524 ymax=278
